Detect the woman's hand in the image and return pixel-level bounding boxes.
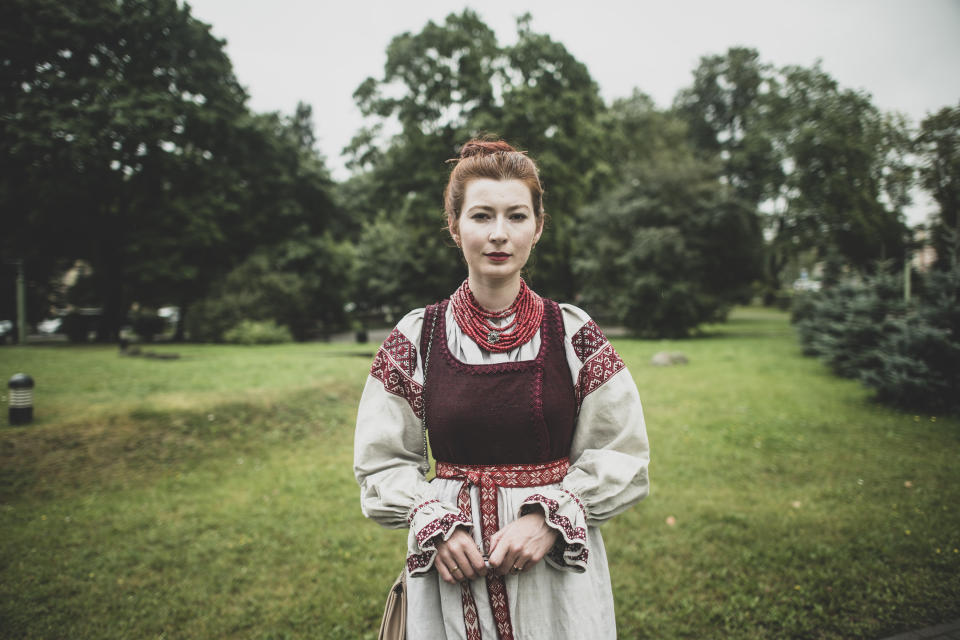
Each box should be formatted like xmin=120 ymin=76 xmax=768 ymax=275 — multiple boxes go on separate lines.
xmin=487 ymin=512 xmax=558 ymax=576
xmin=435 ymin=528 xmax=487 ymax=584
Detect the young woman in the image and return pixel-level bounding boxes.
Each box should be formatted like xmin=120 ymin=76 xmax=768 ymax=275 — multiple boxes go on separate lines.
xmin=354 ymin=139 xmax=650 ymax=639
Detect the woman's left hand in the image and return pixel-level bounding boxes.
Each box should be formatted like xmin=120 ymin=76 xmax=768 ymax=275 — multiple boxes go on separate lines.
xmin=487 ymin=511 xmax=558 ymax=576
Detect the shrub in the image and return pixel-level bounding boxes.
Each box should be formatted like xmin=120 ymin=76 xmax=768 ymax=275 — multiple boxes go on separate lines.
xmin=222 ymin=320 xmax=293 ymax=345
xmin=185 ymin=235 xmax=353 ymax=343
xmin=793 ymin=264 xmax=960 ymax=414
xmin=858 ymin=266 xmax=960 ymax=413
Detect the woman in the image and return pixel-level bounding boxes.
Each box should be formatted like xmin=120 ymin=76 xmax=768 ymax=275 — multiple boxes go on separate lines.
xmin=354 ymin=139 xmax=650 ymax=639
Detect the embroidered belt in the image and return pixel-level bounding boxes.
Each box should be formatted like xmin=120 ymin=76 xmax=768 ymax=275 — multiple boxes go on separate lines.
xmin=435 ymin=458 xmax=569 ymax=640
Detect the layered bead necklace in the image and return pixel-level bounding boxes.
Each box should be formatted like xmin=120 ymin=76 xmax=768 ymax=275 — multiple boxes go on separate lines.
xmin=450 ymin=278 xmax=544 ymax=353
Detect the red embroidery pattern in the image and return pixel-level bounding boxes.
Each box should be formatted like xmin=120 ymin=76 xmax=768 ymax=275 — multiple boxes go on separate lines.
xmin=415 ymin=512 xmax=473 ymax=548
xmin=382 ymin=327 xmax=417 ymax=376
xmin=461 ymin=582 xmax=482 ymax=640
xmin=407 ymin=499 xmax=439 ymax=525
xmin=575 ymin=343 xmax=625 ymax=408
xmin=406 ymin=550 xmax=432 ymax=573
xmin=436 ymin=458 xmax=570 ymax=640
xmin=521 ymin=493 xmax=587 ymax=546
xmin=571 ymin=320 xmax=606 ymax=362
xmin=406 ymin=510 xmax=472 ymax=575
xmin=548 ymin=543 xmax=589 ymax=567
xmin=370 ymin=328 xmax=424 ymax=418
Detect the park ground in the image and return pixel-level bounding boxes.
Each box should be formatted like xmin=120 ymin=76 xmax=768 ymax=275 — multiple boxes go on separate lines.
xmin=0 ymin=307 xmax=957 ymax=639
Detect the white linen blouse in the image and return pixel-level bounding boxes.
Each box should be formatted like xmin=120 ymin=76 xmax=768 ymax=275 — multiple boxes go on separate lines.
xmin=354 ymin=302 xmax=650 ymax=639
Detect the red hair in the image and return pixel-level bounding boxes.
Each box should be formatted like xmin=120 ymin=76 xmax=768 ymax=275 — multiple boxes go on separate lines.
xmin=444 ymin=139 xmax=545 ymax=225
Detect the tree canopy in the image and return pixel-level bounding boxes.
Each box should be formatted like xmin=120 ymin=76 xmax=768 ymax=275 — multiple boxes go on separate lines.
xmin=1 ymin=0 xmax=344 ymax=339
xmin=2 ymin=8 xmax=953 ymax=341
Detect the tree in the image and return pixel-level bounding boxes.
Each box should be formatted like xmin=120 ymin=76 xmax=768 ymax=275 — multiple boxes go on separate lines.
xmin=1 ymin=1 xmax=344 ymax=340
xmin=917 ymin=104 xmax=960 ymax=268
xmin=574 ymin=115 xmax=762 ymax=337
xmin=494 ymin=15 xmax=606 ymax=298
xmin=1 ymin=0 xmax=248 ymax=338
xmin=674 ymin=52 xmax=913 ymax=293
xmin=674 ymin=47 xmax=785 ymax=207
xmin=345 ymin=11 xmax=606 ymax=303
xmin=777 ymin=64 xmax=912 ymax=272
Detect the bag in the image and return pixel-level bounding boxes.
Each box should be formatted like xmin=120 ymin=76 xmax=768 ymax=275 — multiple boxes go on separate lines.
xmin=378 ymin=569 xmax=407 ymax=640
xmin=378 ymin=305 xmax=438 ymax=640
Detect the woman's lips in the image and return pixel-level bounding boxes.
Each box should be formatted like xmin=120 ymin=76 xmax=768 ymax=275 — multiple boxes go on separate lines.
xmin=485 ymin=252 xmax=510 ymax=262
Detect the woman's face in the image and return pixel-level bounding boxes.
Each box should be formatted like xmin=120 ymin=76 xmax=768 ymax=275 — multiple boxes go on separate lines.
xmin=449 ymin=178 xmax=543 ymax=287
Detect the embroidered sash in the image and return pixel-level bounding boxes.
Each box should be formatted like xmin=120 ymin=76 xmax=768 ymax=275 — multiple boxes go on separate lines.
xmin=435 ymin=458 xmax=569 ymax=640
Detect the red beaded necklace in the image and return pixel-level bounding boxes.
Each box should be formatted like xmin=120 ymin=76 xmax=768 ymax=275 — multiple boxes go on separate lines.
xmin=450 ymin=279 xmax=544 ymax=353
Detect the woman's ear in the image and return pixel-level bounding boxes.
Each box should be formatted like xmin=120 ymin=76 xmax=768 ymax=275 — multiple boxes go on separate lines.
xmin=448 ymin=215 xmax=460 ymax=247
xmin=533 ymin=215 xmax=544 ymax=245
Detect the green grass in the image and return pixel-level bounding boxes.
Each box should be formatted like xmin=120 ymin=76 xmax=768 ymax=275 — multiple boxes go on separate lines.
xmin=1 ymin=308 xmax=957 ymax=639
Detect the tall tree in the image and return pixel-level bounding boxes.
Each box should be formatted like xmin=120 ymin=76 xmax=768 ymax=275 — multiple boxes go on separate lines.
xmin=778 ymin=64 xmax=911 ymax=271
xmin=1 ymin=0 xmax=248 ymax=338
xmin=917 ymin=104 xmax=960 ymax=267
xmin=345 ymin=11 xmax=606 ymax=304
xmin=675 ymin=51 xmax=913 ymax=290
xmin=1 ymin=1 xmax=343 ymax=339
xmin=674 ymin=47 xmax=785 ymax=207
xmin=494 ymin=15 xmax=605 ymax=298
xmin=577 ymin=95 xmax=762 ymax=337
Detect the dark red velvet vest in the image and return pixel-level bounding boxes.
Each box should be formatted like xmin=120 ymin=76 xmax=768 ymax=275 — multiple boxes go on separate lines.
xmin=421 ymin=299 xmax=577 ymax=465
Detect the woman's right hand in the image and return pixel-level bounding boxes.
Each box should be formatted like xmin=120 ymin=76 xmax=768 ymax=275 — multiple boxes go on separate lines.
xmin=434 ymin=528 xmax=487 ymax=584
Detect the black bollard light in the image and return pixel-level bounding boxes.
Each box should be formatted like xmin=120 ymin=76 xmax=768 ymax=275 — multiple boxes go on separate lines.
xmin=8 ymin=373 xmax=34 ymax=425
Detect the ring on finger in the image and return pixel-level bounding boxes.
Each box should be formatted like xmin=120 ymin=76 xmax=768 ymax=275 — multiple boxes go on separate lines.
xmin=451 ymin=565 xmax=462 ymax=574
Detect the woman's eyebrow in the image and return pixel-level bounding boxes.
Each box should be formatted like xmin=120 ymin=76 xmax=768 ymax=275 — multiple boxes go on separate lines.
xmin=464 ymin=203 xmax=531 ymax=213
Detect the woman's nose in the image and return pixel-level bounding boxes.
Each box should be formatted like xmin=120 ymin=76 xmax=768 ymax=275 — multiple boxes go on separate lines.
xmin=489 ymin=216 xmax=508 ymax=242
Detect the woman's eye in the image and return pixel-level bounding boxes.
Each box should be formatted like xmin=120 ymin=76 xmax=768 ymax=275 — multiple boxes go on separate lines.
xmin=511 ymin=213 xmax=528 ymax=221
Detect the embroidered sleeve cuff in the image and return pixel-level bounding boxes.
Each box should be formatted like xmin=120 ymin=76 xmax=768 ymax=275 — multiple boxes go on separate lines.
xmin=405 ymin=499 xmax=473 ymax=576
xmin=520 ymin=489 xmax=589 ymax=573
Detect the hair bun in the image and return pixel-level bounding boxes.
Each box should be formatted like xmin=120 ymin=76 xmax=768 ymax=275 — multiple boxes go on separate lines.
xmin=459 ymin=139 xmax=516 ymax=159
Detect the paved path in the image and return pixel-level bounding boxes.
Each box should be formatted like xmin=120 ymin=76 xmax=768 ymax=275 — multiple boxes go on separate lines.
xmin=880 ymin=620 xmax=960 ymax=640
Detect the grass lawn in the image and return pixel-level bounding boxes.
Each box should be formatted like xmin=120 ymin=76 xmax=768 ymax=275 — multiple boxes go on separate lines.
xmin=0 ymin=307 xmax=957 ymax=639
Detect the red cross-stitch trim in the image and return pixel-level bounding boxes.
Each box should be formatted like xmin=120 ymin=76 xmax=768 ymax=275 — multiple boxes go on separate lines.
xmin=575 ymin=342 xmax=625 ymax=408
xmin=520 ymin=493 xmax=587 ymax=561
xmin=571 ymin=320 xmax=605 ymax=362
xmin=369 ymin=328 xmax=424 ymax=418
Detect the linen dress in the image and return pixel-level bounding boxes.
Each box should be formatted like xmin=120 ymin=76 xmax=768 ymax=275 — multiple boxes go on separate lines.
xmin=354 ymin=299 xmax=650 ymax=640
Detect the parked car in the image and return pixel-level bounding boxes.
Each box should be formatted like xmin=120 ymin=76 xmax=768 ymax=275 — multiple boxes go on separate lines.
xmin=37 ymin=318 xmax=63 ymax=334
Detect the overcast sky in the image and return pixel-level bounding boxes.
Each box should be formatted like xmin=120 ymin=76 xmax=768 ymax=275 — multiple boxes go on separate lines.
xmin=187 ymin=0 xmax=960 ymax=221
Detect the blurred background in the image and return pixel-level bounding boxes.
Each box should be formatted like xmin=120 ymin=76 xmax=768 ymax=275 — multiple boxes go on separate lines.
xmin=2 ymin=0 xmax=958 ymax=346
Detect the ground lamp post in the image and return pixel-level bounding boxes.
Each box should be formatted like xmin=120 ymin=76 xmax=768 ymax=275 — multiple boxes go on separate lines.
xmin=8 ymin=373 xmax=34 ymax=425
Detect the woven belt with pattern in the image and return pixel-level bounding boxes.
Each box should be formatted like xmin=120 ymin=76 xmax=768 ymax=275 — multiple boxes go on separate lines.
xmin=435 ymin=457 xmax=569 ymax=640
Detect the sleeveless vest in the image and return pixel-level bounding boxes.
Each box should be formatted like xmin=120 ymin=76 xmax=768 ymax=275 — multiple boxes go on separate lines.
xmin=421 ymin=299 xmax=577 ymax=465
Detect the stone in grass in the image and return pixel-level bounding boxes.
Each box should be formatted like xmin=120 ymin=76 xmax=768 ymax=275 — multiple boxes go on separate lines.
xmin=651 ymin=351 xmax=688 ymax=366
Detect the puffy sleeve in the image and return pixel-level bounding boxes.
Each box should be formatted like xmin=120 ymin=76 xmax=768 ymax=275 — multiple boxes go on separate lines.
xmin=518 ymin=304 xmax=650 ymax=572
xmin=353 ymin=308 xmax=472 ymax=575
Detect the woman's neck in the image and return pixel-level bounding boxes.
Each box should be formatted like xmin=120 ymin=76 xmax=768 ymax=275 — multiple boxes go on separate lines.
xmin=468 ymin=275 xmax=521 ymax=312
